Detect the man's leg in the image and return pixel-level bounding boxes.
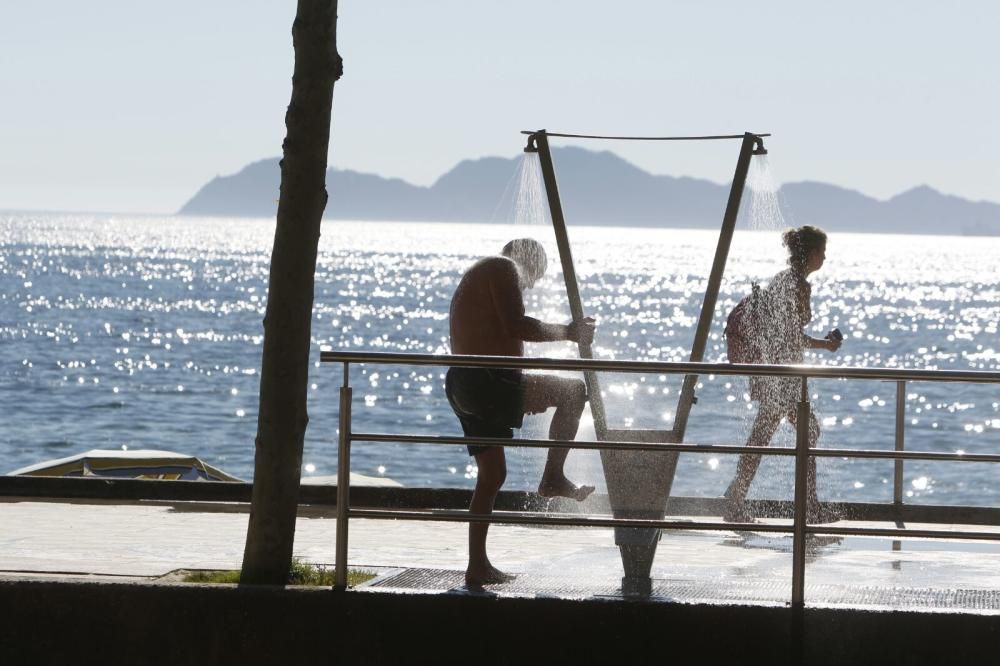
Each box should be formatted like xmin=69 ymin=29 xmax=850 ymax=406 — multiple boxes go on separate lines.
xmin=466 ymin=446 xmax=511 ymax=585
xmin=524 ymin=374 xmax=594 ymax=501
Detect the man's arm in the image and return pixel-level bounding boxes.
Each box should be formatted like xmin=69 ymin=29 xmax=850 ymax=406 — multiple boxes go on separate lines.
xmin=520 ymin=315 xmax=573 ymax=342
xmin=489 ymin=259 xmax=594 ymax=344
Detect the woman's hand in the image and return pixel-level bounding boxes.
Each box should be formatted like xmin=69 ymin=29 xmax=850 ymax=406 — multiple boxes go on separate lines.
xmin=823 ymin=328 xmax=843 ymax=352
xmin=807 ymin=333 xmax=842 ymax=352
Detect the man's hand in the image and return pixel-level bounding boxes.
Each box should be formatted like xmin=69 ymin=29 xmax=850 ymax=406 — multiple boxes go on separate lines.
xmin=567 ymin=316 xmax=596 ymax=346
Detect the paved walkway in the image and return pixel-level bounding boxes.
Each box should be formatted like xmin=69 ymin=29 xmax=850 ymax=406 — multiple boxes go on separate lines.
xmin=2 ymin=497 xmax=999 ymax=612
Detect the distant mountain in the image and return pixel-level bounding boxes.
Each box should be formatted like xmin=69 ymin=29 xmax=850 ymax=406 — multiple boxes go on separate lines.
xmin=178 ymin=148 xmax=1000 ymax=235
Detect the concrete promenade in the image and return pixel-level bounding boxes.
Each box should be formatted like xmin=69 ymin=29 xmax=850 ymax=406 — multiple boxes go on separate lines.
xmin=3 ymin=494 xmax=1000 ymax=665
xmin=3 ymin=495 xmax=1000 ymax=612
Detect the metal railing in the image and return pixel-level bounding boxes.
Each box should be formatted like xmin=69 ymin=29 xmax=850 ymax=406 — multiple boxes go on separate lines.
xmin=321 ymin=350 xmax=1000 ymax=606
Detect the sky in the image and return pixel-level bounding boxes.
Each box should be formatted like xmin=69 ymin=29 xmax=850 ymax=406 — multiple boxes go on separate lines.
xmin=1 ymin=0 xmax=998 ymax=214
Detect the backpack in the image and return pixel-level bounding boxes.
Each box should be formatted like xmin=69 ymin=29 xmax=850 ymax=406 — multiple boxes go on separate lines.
xmin=724 ymin=282 xmax=765 ymax=364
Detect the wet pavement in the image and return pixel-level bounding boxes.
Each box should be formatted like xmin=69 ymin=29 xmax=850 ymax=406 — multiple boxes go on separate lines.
xmin=2 ymin=497 xmax=999 ymax=613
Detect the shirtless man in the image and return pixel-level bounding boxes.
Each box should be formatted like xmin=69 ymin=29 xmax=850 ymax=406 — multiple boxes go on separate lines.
xmin=446 ymin=238 xmax=596 ymax=586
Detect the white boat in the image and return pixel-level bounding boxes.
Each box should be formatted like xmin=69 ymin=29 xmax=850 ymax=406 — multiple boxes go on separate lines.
xmin=9 ymin=449 xmax=402 ymax=486
xmin=9 ymin=449 xmax=242 ymax=482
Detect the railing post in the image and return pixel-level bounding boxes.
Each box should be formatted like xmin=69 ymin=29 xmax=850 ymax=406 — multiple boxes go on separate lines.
xmin=791 ymin=376 xmax=810 ymax=608
xmin=335 ymin=362 xmax=352 ymax=589
xmin=894 ymin=380 xmax=905 ymax=506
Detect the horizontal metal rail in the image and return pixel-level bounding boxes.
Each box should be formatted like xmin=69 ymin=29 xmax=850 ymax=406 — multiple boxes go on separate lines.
xmin=345 ymin=508 xmax=1000 ymax=542
xmin=809 ymin=448 xmax=1000 ymax=463
xmin=353 ymin=432 xmax=795 ymax=456
xmin=806 ymin=525 xmax=1000 ymax=541
xmin=518 ymin=130 xmax=771 ymax=141
xmin=328 ymin=350 xmax=1000 ymax=600
xmin=353 ymin=432 xmax=1000 ymax=464
xmin=349 ymin=508 xmax=786 ymax=533
xmin=319 ymin=350 xmax=1000 ymax=384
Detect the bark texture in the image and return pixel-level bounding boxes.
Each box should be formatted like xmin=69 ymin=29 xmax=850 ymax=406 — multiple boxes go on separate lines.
xmin=241 ymin=0 xmax=342 ymax=585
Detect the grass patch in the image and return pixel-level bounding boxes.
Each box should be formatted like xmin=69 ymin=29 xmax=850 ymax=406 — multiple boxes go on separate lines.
xmin=184 ymin=569 xmax=241 ymax=584
xmin=182 ymin=559 xmax=376 ymax=587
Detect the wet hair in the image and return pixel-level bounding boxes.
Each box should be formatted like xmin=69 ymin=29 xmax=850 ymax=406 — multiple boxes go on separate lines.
xmin=501 ymin=238 xmax=548 ymax=285
xmin=782 ymin=225 xmax=827 ymax=268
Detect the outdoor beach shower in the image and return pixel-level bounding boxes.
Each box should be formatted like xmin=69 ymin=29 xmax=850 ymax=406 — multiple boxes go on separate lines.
xmin=523 ymin=129 xmax=771 ymax=594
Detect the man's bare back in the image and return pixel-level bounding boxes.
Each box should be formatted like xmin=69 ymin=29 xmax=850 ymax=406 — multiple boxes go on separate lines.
xmin=449 ymin=256 xmax=526 ymax=358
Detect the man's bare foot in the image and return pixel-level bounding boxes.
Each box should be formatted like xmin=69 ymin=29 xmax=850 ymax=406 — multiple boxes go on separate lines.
xmin=465 ymin=564 xmax=514 ymax=587
xmin=537 ymin=477 xmax=595 ymax=502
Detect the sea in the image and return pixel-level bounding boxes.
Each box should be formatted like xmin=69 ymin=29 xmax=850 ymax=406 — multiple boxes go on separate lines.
xmin=1 ymin=212 xmax=998 ymax=507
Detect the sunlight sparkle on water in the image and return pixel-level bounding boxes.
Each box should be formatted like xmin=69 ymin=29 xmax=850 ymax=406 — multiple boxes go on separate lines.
xmin=2 ymin=213 xmax=998 ymax=498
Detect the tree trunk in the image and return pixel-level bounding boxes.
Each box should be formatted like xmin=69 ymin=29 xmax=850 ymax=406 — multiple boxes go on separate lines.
xmin=241 ymin=0 xmax=342 ymax=585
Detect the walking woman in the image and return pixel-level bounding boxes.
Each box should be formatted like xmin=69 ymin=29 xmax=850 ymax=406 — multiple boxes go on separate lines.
xmin=724 ymin=225 xmax=842 ymax=523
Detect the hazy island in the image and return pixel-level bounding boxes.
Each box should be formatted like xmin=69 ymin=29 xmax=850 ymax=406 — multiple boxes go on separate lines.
xmin=179 ymin=147 xmax=1000 ymax=236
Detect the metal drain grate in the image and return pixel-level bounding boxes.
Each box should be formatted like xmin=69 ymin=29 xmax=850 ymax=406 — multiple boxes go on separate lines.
xmin=369 ymin=568 xmax=1000 ymax=613
xmin=370 ymin=568 xmax=466 ymax=591
xmin=370 ymin=568 xmax=621 ymax=597
xmin=812 ymin=585 xmax=1000 ymax=611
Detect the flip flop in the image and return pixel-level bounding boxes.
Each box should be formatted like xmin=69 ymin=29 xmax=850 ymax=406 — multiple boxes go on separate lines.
xmin=722 ymin=501 xmax=757 ymax=525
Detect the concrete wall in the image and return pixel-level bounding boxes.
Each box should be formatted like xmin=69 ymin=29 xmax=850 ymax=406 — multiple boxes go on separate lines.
xmin=2 ymin=579 xmax=998 ymax=665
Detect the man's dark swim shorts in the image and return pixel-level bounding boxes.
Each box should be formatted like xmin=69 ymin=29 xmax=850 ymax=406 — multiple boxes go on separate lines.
xmin=445 ymin=367 xmax=525 ymax=456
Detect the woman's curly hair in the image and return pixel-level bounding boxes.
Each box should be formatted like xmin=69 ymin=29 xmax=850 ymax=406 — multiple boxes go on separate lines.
xmin=782 ymin=225 xmax=827 ymax=268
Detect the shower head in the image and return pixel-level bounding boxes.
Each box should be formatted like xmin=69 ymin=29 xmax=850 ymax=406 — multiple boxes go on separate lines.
xmin=752 ymin=136 xmax=768 ymax=156
xmin=523 ymin=131 xmax=541 ymax=153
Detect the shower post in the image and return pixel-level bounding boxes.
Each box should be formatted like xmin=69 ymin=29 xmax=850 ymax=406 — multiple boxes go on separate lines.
xmin=529 ymin=130 xmax=609 ymax=439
